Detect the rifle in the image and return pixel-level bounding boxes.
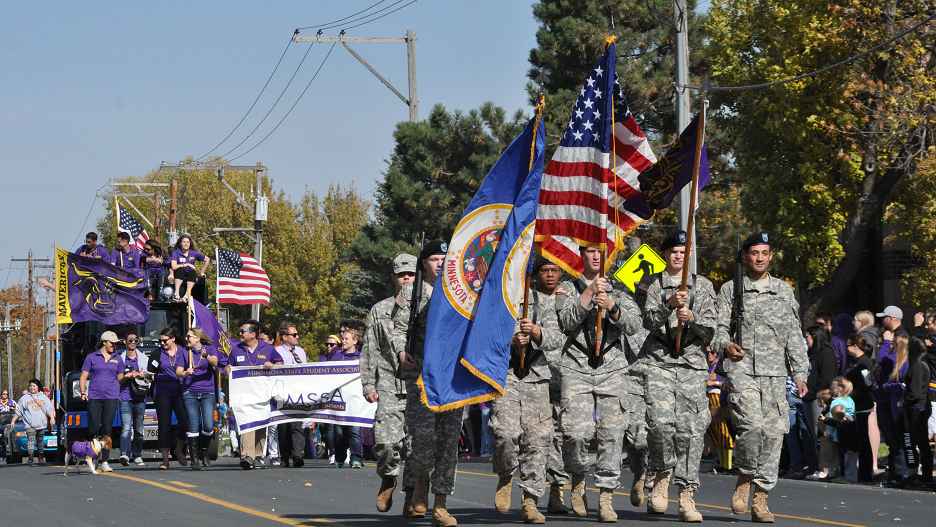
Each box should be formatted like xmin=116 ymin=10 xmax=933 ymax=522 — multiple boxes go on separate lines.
xmin=730 ymin=234 xmax=744 ymax=346
xmin=399 ymin=234 xmax=426 ymax=378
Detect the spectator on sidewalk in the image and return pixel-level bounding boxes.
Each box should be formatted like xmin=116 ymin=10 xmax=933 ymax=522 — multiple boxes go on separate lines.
xmin=10 ymin=379 xmax=55 ymax=464
xmin=844 ymin=335 xmax=876 ymax=484
xmin=830 ymin=314 xmax=855 ymax=376
xmin=878 ymin=333 xmax=909 ymax=485
xmin=898 ymin=338 xmax=933 ymax=490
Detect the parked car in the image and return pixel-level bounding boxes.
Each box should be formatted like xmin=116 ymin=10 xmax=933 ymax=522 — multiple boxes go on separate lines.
xmin=0 ymin=412 xmax=13 ymax=459
xmin=4 ymin=416 xmax=58 ymax=464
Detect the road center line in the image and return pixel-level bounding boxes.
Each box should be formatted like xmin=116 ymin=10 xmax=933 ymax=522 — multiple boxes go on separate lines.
xmin=167 ymin=480 xmax=197 ymax=488
xmin=455 ymin=469 xmax=868 ymax=527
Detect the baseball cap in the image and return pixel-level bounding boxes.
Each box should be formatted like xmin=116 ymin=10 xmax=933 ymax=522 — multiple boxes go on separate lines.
xmin=876 ymin=306 xmax=903 ymax=319
xmin=100 ymin=331 xmax=120 ymax=343
xmin=393 ymin=254 xmax=417 ymax=274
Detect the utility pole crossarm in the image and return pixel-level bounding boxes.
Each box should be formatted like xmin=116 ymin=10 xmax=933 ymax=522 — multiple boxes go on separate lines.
xmin=343 ymin=43 xmax=409 ymax=105
xmin=292 ymin=36 xmax=414 ymax=43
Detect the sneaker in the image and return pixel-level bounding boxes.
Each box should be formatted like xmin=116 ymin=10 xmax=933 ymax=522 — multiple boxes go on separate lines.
xmin=351 ymin=461 xmax=363 ymax=469
xmin=805 ymin=471 xmax=828 ymax=481
xmin=291 ymin=456 xmax=304 ymax=468
xmin=335 ymin=462 xmax=344 ymax=468
xmin=119 ymin=455 xmax=130 ymax=466
xmin=100 ymin=462 xmax=114 ymax=473
xmin=782 ymin=471 xmax=806 ymax=480
xmin=240 ymin=456 xmax=254 ymax=470
xmin=134 ymin=457 xmax=145 ymax=466
xmin=172 ymin=293 xmax=180 ymax=301
xmin=255 ymin=457 xmax=267 ymax=469
xmin=270 ymin=457 xmax=281 ymax=466
xmin=328 ymin=454 xmax=335 ymax=464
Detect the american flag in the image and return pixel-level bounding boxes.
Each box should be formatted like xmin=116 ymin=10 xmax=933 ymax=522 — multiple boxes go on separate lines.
xmin=216 ymin=248 xmax=270 ymax=306
xmin=535 ymin=40 xmax=657 ymax=276
xmin=117 ymin=204 xmax=150 ymax=250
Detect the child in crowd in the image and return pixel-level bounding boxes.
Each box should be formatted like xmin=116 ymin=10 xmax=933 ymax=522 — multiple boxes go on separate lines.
xmin=827 ymin=377 xmax=859 ymax=483
xmin=808 ymin=389 xmax=838 ymax=480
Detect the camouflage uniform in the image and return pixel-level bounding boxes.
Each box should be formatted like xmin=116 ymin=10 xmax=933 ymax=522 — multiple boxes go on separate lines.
xmin=489 ymin=290 xmax=563 ymax=497
xmin=555 ymin=276 xmax=641 ymax=489
xmin=546 ymin=337 xmax=569 ymax=488
xmin=711 ymin=274 xmax=808 ymax=491
xmin=622 ymin=329 xmax=649 ymax=477
xmin=636 ymin=271 xmax=717 ymax=490
xmin=361 ymin=295 xmax=415 ymax=491
xmin=390 ymin=281 xmax=463 ymax=496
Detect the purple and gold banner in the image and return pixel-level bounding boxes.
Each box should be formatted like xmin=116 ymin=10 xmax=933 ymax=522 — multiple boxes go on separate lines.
xmin=56 ymin=247 xmax=149 ymax=325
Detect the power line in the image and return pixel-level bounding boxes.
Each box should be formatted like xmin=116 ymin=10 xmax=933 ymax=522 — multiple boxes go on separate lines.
xmin=71 ymin=180 xmax=112 ymax=253
xmin=687 ymin=10 xmax=936 ymax=92
xmin=196 ymin=37 xmax=294 ymax=161
xmin=314 ymin=0 xmax=413 ymax=32
xmin=295 ymin=0 xmax=389 ymax=31
xmin=230 ymin=42 xmax=338 ymax=162
xmin=339 ymin=0 xmax=420 ymax=31
xmin=219 ymin=42 xmax=319 ymax=160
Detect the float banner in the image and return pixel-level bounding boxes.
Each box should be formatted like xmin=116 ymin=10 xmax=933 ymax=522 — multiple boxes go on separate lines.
xmin=229 ymin=361 xmax=376 ymax=433
xmin=55 ymin=246 xmax=149 ymax=325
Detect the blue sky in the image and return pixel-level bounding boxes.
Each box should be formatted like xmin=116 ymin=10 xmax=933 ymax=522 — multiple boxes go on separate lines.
xmin=0 ymin=1 xmax=541 ymax=290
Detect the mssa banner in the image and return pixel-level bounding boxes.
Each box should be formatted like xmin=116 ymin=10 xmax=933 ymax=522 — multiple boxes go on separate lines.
xmin=228 ymin=361 xmax=376 ymax=434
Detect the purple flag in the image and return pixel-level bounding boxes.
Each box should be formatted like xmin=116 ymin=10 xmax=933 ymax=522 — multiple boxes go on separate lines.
xmin=55 ymin=247 xmax=149 ymax=325
xmin=635 ymin=112 xmax=710 ymax=214
xmin=189 ymin=297 xmax=239 ymax=367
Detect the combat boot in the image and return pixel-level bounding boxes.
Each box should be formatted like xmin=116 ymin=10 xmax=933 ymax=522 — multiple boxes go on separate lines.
xmin=731 ymin=474 xmax=752 ymax=515
xmin=570 ymin=473 xmax=588 ymax=516
xmin=647 ymin=471 xmax=670 ymax=514
xmin=402 ymin=488 xmax=419 ymax=518
xmin=547 ymin=484 xmax=568 ymax=514
xmin=630 ymin=471 xmax=646 ymax=507
xmin=376 ymin=476 xmax=397 ymax=512
xmin=412 ymin=474 xmax=430 ymax=518
xmin=432 ymin=493 xmax=457 ymax=527
xmin=597 ymin=488 xmax=618 ymax=523
xmin=495 ymin=475 xmax=513 ymax=513
xmin=522 ymin=491 xmax=546 ymax=524
xmin=677 ymin=486 xmax=703 ymax=522
xmin=751 ymin=486 xmax=774 ymax=523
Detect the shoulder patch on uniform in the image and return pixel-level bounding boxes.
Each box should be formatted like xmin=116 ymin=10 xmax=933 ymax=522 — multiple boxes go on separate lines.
xmin=636 ymin=282 xmax=652 ymax=293
xmin=364 ymin=314 xmax=372 ymax=327
xmin=555 ymin=286 xmax=569 ymax=295
xmin=395 ymin=294 xmax=405 ymax=307
xmin=716 ymin=295 xmax=723 ymax=307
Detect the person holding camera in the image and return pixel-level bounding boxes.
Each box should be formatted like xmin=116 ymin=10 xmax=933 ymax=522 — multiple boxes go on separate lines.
xmin=118 ymin=333 xmax=148 ymax=466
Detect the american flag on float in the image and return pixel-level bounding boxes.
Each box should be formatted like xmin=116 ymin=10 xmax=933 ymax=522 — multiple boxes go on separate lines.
xmin=116 ymin=204 xmax=150 ymax=250
xmin=534 ymin=39 xmax=657 ymax=276
xmin=216 ymin=248 xmax=270 ymax=306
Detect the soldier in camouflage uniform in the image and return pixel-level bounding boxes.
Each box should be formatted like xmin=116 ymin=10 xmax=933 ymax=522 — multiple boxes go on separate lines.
xmin=634 ymin=230 xmax=716 ymax=522
xmin=361 ymin=254 xmax=418 ymax=514
xmin=490 ymin=257 xmax=564 ymax=524
xmin=711 ymin=233 xmax=808 ymax=523
xmin=555 ymin=246 xmax=641 ymax=523
xmin=390 ymin=241 xmax=461 ymax=527
xmin=622 ymin=331 xmax=650 ymax=509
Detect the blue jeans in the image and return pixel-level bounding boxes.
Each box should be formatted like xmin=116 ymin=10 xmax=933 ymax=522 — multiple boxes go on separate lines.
xmin=480 ymin=406 xmax=493 ymax=456
xmin=119 ymin=400 xmax=146 ymax=458
xmin=785 ymin=392 xmax=819 ymax=474
xmin=183 ymin=391 xmax=216 ymax=439
xmin=331 ymin=425 xmax=362 ymax=464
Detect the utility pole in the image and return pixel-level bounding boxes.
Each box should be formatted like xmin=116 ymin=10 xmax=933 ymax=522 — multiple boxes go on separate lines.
xmin=97 ymin=181 xmax=170 ymax=244
xmin=292 ymin=31 xmax=418 ymax=122
xmin=0 ymin=304 xmax=22 ymax=393
xmin=673 ymin=0 xmax=696 ymax=274
xmin=11 ymin=251 xmax=51 ymax=376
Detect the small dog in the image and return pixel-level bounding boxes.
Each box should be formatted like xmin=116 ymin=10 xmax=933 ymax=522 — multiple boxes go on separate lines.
xmin=63 ymin=435 xmax=112 ymax=476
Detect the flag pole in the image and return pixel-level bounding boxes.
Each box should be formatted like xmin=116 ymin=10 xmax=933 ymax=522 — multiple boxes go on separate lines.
xmin=518 ymin=96 xmax=545 ymax=369
xmin=519 ymin=272 xmax=531 ymax=369
xmin=674 ymin=101 xmax=707 ymax=353
xmin=54 ymin=242 xmax=60 ymax=411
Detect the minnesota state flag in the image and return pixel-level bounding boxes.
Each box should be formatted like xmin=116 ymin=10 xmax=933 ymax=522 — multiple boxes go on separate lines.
xmin=420 ymin=105 xmax=546 ymax=411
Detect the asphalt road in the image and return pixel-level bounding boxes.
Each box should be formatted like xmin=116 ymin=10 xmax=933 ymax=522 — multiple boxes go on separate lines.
xmin=1 ymin=456 xmax=932 ymax=527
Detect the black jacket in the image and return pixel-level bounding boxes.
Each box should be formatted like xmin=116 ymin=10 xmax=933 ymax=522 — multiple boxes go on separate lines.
xmin=805 ymin=344 xmax=837 ymax=402
xmin=901 ymin=360 xmax=932 ymax=410
xmin=844 ymin=353 xmax=875 ymax=412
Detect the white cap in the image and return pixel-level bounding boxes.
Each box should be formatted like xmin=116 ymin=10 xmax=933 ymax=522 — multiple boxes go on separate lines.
xmin=875 ymin=306 xmax=903 ymax=320
xmin=100 ymin=330 xmax=120 ymax=343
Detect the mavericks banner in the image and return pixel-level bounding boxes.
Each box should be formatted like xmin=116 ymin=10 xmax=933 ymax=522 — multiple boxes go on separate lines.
xmin=229 ymin=362 xmax=376 ymax=434
xmin=55 ymin=246 xmax=149 ymax=325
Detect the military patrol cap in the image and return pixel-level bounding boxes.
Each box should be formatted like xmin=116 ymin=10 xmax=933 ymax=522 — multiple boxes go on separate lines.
xmin=742 ymin=232 xmax=771 ymax=252
xmin=392 ymin=254 xmax=417 ymax=274
xmin=661 ymin=230 xmax=687 ymax=251
xmin=419 ymin=240 xmax=448 ymax=260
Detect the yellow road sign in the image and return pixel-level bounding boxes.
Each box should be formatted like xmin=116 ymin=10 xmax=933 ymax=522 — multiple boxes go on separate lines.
xmin=614 ymin=244 xmax=666 ymax=293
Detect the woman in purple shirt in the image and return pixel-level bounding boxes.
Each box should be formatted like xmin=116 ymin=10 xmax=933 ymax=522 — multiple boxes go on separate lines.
xmin=147 ymin=327 xmax=190 ymax=469
xmin=79 ymin=330 xmax=125 ymax=473
xmin=176 ymin=327 xmax=220 ymax=470
xmin=170 ymin=234 xmax=210 ymax=302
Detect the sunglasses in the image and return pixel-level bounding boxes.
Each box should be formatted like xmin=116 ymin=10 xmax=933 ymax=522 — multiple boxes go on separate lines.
xmin=126 ymin=338 xmax=139 ymax=344
xmin=159 ymin=338 xmax=172 ymax=344
xmin=325 ymin=342 xmax=338 ymax=347
xmin=284 ymin=333 xmax=299 ymax=337
xmin=238 ymin=329 xmax=254 ymax=334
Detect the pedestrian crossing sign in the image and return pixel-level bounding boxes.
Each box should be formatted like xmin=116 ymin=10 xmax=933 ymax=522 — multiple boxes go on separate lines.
xmin=613 ymin=244 xmax=666 ymax=293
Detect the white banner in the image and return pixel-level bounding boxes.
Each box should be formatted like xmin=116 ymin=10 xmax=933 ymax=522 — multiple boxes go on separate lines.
xmin=229 ymin=361 xmax=376 ymax=434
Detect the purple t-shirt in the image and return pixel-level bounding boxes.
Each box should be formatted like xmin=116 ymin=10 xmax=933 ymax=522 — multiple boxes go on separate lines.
xmin=318 ymin=347 xmax=360 ymax=362
xmin=144 ymin=253 xmax=167 ymax=271
xmin=75 ymin=244 xmax=110 ymax=259
xmin=119 ymin=352 xmax=147 ymax=403
xmin=229 ymin=340 xmax=282 ymax=367
xmin=81 ymin=350 xmax=125 ymax=400
xmin=150 ymin=348 xmax=185 ymax=396
xmin=110 ymin=247 xmax=142 ymax=269
xmin=183 ymin=345 xmax=220 ymax=394
xmin=171 ymin=249 xmax=206 ymax=269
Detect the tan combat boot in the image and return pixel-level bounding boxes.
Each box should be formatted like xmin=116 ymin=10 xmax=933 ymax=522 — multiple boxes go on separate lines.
xmin=547 ymin=484 xmax=568 ymax=514
xmin=751 ymin=486 xmax=775 ymax=523
xmin=495 ymin=475 xmax=513 ymax=513
xmin=376 ymin=476 xmax=397 ymax=512
xmin=630 ymin=472 xmax=646 ymax=507
xmin=597 ymin=488 xmax=618 ymax=523
xmin=570 ymin=473 xmax=588 ymax=516
xmin=677 ymin=486 xmax=703 ymax=523
xmin=432 ymin=493 xmax=458 ymax=527
xmin=646 ymin=471 xmax=671 ymax=514
xmin=402 ymin=488 xmax=418 ymax=518
xmin=522 ymin=491 xmax=546 ymax=524
xmin=412 ymin=474 xmax=430 ymax=518
xmin=731 ymin=474 xmax=752 ymax=515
